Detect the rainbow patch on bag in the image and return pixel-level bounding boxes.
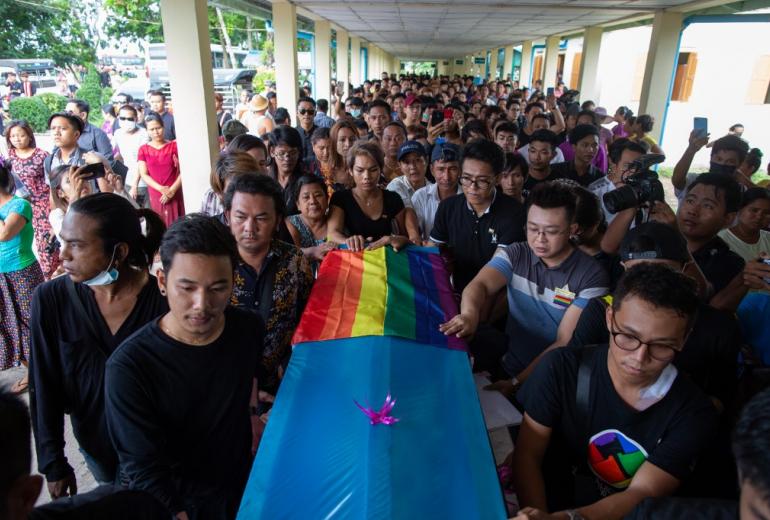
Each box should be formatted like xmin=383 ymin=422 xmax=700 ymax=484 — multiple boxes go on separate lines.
xmin=587 ymin=429 xmax=648 ymax=489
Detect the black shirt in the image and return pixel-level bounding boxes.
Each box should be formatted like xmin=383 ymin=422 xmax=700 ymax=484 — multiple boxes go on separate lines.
xmin=691 ymin=236 xmax=745 ymax=296
xmin=523 ymin=170 xmax=563 ymax=192
xmin=568 ymin=298 xmax=742 ymax=407
xmin=550 ymin=160 xmax=605 ymax=187
xmin=330 ymin=188 xmax=405 ymax=241
xmin=29 ymin=276 xmax=168 ymax=482
xmin=296 ymin=124 xmax=318 ymax=164
xmin=518 ymin=346 xmax=717 ymax=511
xmin=429 ymin=191 xmax=525 ymax=292
xmin=105 ymin=306 xmax=265 ymax=516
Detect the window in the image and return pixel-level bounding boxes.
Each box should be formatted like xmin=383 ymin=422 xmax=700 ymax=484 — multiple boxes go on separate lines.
xmin=671 ymin=52 xmax=697 ymax=102
xmin=746 ymin=55 xmax=770 ymax=104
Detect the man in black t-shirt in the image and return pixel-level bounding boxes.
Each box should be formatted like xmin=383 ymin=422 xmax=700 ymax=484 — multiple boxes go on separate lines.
xmin=428 ymin=138 xmax=525 ymax=292
xmin=105 ymin=215 xmax=266 ymax=520
xmin=512 ymin=264 xmax=717 ymax=519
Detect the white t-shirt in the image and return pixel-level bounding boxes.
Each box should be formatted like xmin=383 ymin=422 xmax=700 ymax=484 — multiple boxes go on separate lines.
xmin=113 ymin=127 xmax=149 ymax=188
xmin=411 ymin=183 xmax=463 ymax=242
xmin=386 ymin=175 xmax=431 ymax=209
xmin=718 ymin=229 xmax=770 ymax=263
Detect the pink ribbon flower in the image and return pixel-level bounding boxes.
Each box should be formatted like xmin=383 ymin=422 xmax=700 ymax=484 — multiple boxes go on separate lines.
xmin=354 ymin=393 xmax=400 ymax=425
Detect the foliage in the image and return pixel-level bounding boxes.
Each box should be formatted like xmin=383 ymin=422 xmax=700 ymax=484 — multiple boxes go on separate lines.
xmin=253 ymin=70 xmax=276 ymax=94
xmin=103 ymin=0 xmax=163 ymax=45
xmin=75 ymin=66 xmax=107 ymax=116
xmin=8 ymin=97 xmax=52 ymax=133
xmin=0 ymin=0 xmax=97 ymax=67
xmin=36 ymin=93 xmax=69 ymax=114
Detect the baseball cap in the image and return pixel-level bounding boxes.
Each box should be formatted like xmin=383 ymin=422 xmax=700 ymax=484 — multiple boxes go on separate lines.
xmin=619 ymin=222 xmax=690 ymax=264
xmin=397 ymin=140 xmax=427 ymax=162
xmin=404 ymin=94 xmax=419 ymax=107
xmin=222 ymin=119 xmax=248 ymax=142
xmin=431 ymin=142 xmax=462 ymax=164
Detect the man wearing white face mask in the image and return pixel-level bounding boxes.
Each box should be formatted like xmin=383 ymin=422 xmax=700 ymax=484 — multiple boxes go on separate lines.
xmin=113 ymin=105 xmax=150 ymax=208
xmin=28 ymin=193 xmax=168 ymax=500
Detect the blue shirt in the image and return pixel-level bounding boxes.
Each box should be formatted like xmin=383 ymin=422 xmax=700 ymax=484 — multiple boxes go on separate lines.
xmin=488 ymin=243 xmax=609 ymax=376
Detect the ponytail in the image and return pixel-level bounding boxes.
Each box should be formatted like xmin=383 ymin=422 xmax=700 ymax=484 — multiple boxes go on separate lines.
xmin=136 ymin=208 xmax=166 ymax=268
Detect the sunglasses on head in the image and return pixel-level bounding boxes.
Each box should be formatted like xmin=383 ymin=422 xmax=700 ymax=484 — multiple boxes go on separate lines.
xmin=298 ymin=108 xmax=315 ymax=115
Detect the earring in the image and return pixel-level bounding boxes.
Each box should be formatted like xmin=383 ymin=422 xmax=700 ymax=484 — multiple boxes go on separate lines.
xmin=160 ymin=289 xmax=166 ymax=296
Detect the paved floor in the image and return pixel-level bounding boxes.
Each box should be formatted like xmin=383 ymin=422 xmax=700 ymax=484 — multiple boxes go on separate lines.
xmin=0 ymin=366 xmax=98 ymax=506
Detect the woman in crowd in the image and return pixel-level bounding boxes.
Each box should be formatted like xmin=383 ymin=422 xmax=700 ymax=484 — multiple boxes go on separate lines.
xmin=327 ymin=141 xmax=409 ymax=252
xmin=735 ymin=148 xmax=764 ymax=188
xmin=630 ymin=114 xmax=664 ymax=155
xmin=227 ymin=133 xmax=268 ymax=173
xmin=214 ymin=92 xmax=233 ymax=135
xmin=611 ymin=106 xmax=633 ymax=141
xmin=137 ymin=113 xmax=185 ymax=226
xmin=498 ymin=152 xmax=528 ymax=204
xmin=4 ymin=120 xmax=60 ymax=277
xmin=307 ymin=127 xmax=332 ymax=178
xmin=326 ymin=120 xmax=357 ymax=196
xmin=286 ymin=175 xmax=335 ymax=275
xmin=719 ymin=188 xmax=770 ymax=264
xmin=48 ymin=165 xmax=92 ymax=240
xmin=101 ymin=103 xmax=116 ymax=137
xmin=200 ymin=151 xmax=260 ymax=217
xmin=269 ymin=125 xmax=305 ymax=216
xmin=382 ymin=122 xmax=408 ymax=184
xmin=0 ymin=164 xmax=45 ymax=394
xmin=29 ymin=193 xmax=167 ymax=495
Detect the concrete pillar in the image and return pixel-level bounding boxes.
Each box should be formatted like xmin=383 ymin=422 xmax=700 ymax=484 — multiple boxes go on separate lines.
xmin=576 ymin=26 xmax=602 ymax=103
xmin=350 ymin=36 xmax=361 ymax=87
xmin=372 ymin=46 xmax=381 ymax=78
xmin=272 ymin=0 xmax=298 ymax=112
xmin=543 ymin=35 xmax=560 ymax=89
xmin=336 ymin=28 xmax=349 ymax=97
xmin=314 ymin=19 xmax=331 ymax=102
xmin=159 ymin=0 xmax=219 ymax=212
xmin=639 ymin=10 xmax=683 ymax=143
xmin=520 ymin=40 xmax=533 ymax=87
xmin=503 ymin=45 xmax=514 ymax=81
xmin=488 ymin=48 xmax=499 ymax=80
xmin=392 ymin=56 xmax=399 ymax=76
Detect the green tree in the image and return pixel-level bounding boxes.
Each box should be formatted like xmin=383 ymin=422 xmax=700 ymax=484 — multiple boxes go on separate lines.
xmin=0 ymin=0 xmax=96 ymax=67
xmin=103 ymin=0 xmax=163 ymax=44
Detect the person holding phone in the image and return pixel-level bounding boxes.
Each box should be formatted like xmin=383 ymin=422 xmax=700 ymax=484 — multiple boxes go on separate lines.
xmin=137 ymin=114 xmax=185 ymax=227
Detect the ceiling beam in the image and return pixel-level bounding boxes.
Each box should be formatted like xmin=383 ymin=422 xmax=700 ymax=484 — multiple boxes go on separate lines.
xmin=300 ymin=2 xmax=655 ymax=11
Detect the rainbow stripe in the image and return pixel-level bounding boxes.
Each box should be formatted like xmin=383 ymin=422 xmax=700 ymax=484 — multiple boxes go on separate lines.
xmin=292 ymin=247 xmax=466 ymax=351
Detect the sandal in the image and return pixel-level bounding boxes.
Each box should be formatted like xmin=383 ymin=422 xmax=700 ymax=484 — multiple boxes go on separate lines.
xmin=11 ymin=377 xmax=29 ymax=394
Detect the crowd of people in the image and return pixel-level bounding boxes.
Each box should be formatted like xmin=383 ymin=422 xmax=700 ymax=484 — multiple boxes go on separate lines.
xmin=1 ymin=71 xmax=769 ymax=520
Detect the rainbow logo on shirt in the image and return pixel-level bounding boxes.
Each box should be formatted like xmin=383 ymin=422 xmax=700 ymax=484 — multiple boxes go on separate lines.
xmin=587 ymin=429 xmax=649 ymax=489
xmin=552 ymin=284 xmax=575 ymax=308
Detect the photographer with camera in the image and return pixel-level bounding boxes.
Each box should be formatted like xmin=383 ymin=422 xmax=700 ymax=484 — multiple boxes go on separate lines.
xmin=589 ymin=138 xmax=647 ymax=224
xmin=672 ymin=131 xmax=751 ymax=198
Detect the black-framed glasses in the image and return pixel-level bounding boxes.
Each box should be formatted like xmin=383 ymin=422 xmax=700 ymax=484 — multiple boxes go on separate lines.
xmin=459 ymin=175 xmax=493 ymax=190
xmin=609 ymin=316 xmax=681 ymax=362
xmin=298 ymin=109 xmax=315 ymax=115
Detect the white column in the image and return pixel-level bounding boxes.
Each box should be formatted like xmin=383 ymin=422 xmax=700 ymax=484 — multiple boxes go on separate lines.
xmin=639 ymin=10 xmax=683 ymax=143
xmin=314 ymin=19 xmax=331 ymax=102
xmin=392 ymin=56 xmax=399 ymax=76
xmin=520 ymin=40 xmax=533 ymax=87
xmin=489 ymin=48 xmax=499 ymax=80
xmin=159 ymin=0 xmax=219 ymax=212
xmin=543 ymin=35 xmax=560 ymax=88
xmin=350 ymin=36 xmax=361 ymax=87
xmin=336 ymin=28 xmax=349 ymax=98
xmin=578 ymin=26 xmax=603 ymax=101
xmin=371 ymin=46 xmax=380 ymax=78
xmin=272 ymin=0 xmax=298 ymax=112
xmin=503 ymin=45 xmax=515 ymax=81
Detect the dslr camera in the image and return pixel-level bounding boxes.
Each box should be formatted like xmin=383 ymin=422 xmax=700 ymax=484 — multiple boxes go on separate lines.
xmin=603 ymin=153 xmax=666 ymax=214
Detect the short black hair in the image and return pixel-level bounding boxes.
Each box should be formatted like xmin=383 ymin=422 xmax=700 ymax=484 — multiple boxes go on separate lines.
xmin=745 ymin=148 xmax=764 ymax=173
xmin=311 ymin=126 xmax=330 ymax=144
xmin=273 ymin=108 xmax=291 ymax=124
xmin=711 ymin=134 xmax=750 ymax=164
xmin=570 ymin=185 xmax=605 ymax=238
xmin=568 ymin=124 xmax=600 ymax=145
xmin=576 ymin=109 xmax=597 ymax=126
xmin=733 ymin=388 xmax=770 ymax=504
xmin=461 ymin=138 xmax=505 ymax=176
xmin=294 ymin=175 xmax=327 ymax=202
xmin=70 ymin=193 xmax=165 ymax=270
xmin=48 ymin=112 xmax=84 ymax=134
xmin=316 ymin=99 xmax=329 ymax=112
xmin=115 ymin=92 xmax=133 ymax=102
xmin=526 ymin=181 xmax=577 ymax=224
xmin=729 ymin=123 xmax=744 ymax=132
xmin=612 ymin=262 xmax=699 ymax=328
xmin=297 ymin=96 xmax=316 ymax=108
xmin=368 ymin=98 xmax=391 ymax=114
xmin=495 ymin=121 xmax=519 ymax=136
xmin=118 ymin=104 xmax=138 ymax=119
xmin=461 ymin=119 xmax=491 ymax=142
xmin=636 ymin=114 xmax=654 ymax=133
xmin=524 ymin=103 xmax=542 ymax=114
xmin=149 ymin=90 xmax=166 ymax=101
xmin=0 ymin=388 xmax=31 ymax=508
xmin=739 ymin=187 xmax=770 ymax=210
xmin=160 ymin=213 xmax=238 ymax=272
xmin=224 ymin=172 xmax=286 ymax=216
xmin=529 ymin=129 xmax=558 ymax=150
xmin=687 ymin=172 xmax=742 ymax=214
xmin=144 ymin=113 xmax=164 ymax=127
xmin=67 ymin=98 xmax=90 ymax=116
xmin=608 ymin=138 xmax=648 ymax=164
xmin=346 ymin=97 xmax=364 ymax=108
xmin=502 ymin=152 xmax=528 ymax=178
xmin=227 ymin=133 xmax=266 ymax=156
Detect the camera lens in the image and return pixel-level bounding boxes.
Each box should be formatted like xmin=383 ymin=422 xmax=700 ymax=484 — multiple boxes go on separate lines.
xmin=603 ymin=185 xmax=639 ymax=214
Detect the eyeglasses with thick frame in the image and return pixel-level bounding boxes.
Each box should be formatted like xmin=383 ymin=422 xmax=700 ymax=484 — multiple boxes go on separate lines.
xmin=609 ymin=315 xmax=682 ymax=362
xmin=459 ymin=175 xmax=493 ymax=190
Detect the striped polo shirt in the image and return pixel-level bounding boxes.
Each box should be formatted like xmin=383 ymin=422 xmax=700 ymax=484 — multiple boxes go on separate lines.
xmin=488 ymin=242 xmax=609 ymax=377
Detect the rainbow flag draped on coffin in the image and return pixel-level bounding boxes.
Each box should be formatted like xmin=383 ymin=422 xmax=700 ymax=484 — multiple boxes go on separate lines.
xmin=237 ymin=247 xmax=506 ymax=520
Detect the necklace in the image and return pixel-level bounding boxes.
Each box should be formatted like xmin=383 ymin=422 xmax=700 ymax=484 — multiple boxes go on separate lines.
xmin=160 ymin=318 xmax=220 ymax=346
xmin=353 ymin=189 xmax=378 ymax=207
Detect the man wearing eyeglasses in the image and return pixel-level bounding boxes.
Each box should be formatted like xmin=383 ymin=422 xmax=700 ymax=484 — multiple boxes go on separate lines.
xmin=508 ymin=263 xmax=717 ymax=520
xmin=296 ymin=96 xmax=319 ymax=163
xmin=427 ymin=138 xmax=525 ymax=293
